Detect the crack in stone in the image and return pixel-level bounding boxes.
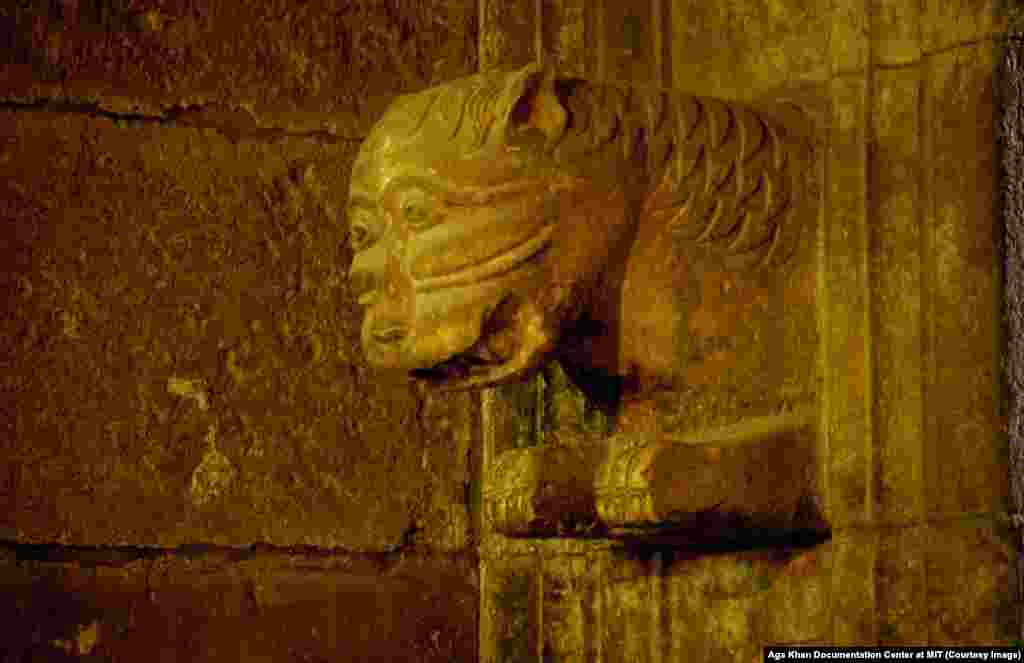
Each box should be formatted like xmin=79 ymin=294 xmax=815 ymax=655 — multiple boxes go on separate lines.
xmin=0 ymin=97 xmax=366 ymax=143
xmin=0 ymin=539 xmax=473 ymax=567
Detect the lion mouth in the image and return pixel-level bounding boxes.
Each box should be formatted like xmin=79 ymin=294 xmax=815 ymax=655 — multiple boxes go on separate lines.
xmin=370 ymin=324 xmax=409 ymax=344
xmin=410 ymin=339 xmax=506 ymax=383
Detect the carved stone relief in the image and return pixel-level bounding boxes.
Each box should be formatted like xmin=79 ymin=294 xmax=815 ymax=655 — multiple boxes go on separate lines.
xmin=481 ymin=406 xmax=819 ymax=540
xmin=347 ymin=64 xmax=821 ymax=542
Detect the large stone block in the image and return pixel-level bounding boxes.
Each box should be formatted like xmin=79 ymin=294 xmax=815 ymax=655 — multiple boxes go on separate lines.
xmin=481 ymin=554 xmax=539 ymax=663
xmin=470 ymin=4 xmax=1015 ymax=660
xmin=829 ymin=529 xmax=879 ymax=644
xmin=0 ymin=0 xmax=478 ymax=136
xmin=601 ymin=552 xmax=654 ymax=662
xmin=923 ymin=0 xmax=1010 ymax=53
xmin=540 ymin=0 xmax=588 ymax=78
xmin=603 ymin=0 xmax=659 ymax=86
xmin=925 ymin=42 xmax=1006 ymax=517
xmin=665 ymin=547 xmax=831 ymax=658
xmin=671 ymin=0 xmax=829 ymax=101
xmin=924 ymin=517 xmax=1016 ymax=644
xmin=824 ymin=32 xmax=1005 ymax=531
xmin=0 ymin=547 xmax=477 ymax=662
xmin=825 ymin=73 xmax=872 ymax=528
xmin=871 ymin=0 xmax=922 ymax=66
xmin=875 ymin=525 xmax=929 ymax=644
xmin=539 ymin=554 xmax=595 ymax=662
xmin=758 ymin=546 xmax=832 ymax=645
xmin=871 ymin=66 xmax=927 ymax=524
xmin=0 ymin=110 xmax=472 ymax=550
xmin=480 ymin=0 xmax=536 ymax=71
xmin=663 ymin=553 xmax=715 ymax=661
xmin=823 ymin=518 xmax=1015 ymax=645
xmin=831 ymin=0 xmax=869 ymax=74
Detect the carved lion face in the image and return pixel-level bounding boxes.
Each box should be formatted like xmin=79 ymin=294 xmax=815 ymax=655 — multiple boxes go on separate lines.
xmin=347 ymin=66 xmax=574 ymax=388
xmin=347 ymin=147 xmax=557 ymax=384
xmin=347 ymin=65 xmax=636 ymax=389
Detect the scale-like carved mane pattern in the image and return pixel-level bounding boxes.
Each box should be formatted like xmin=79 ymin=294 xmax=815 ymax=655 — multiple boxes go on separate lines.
xmin=648 ymin=91 xmax=796 ymax=265
xmin=360 ymin=67 xmax=806 ymax=269
xmin=552 ymin=80 xmax=803 ymax=268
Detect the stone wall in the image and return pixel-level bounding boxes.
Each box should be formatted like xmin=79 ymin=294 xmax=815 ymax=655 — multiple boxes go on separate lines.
xmin=0 ymin=1 xmax=480 ymax=660
xmin=479 ymin=0 xmax=1019 ymax=660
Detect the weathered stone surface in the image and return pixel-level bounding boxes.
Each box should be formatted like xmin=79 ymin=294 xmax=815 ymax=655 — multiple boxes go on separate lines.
xmin=480 ymin=520 xmax=1013 ymax=656
xmin=480 ymin=0 xmax=536 ymax=71
xmin=539 ymin=553 xmax=601 ymax=661
xmin=831 ymin=528 xmax=881 ymax=644
xmin=540 ymin=0 xmax=588 ymax=78
xmin=925 ymin=42 xmax=1007 ymax=517
xmin=823 ymin=31 xmax=1005 ymax=532
xmin=481 ymin=554 xmax=538 ymax=663
xmin=0 ymin=0 xmax=478 ymax=136
xmin=0 ymin=547 xmax=477 ymax=662
xmin=872 ymin=0 xmax=922 ymax=66
xmin=0 ymin=110 xmax=472 ymax=550
xmin=0 ymin=3 xmax=1013 ymax=663
xmin=833 ymin=0 xmax=1009 ymax=72
xmin=664 ymin=552 xmax=716 ymax=659
xmin=760 ymin=546 xmax=831 ymax=645
xmin=1001 ymin=31 xmax=1024 ymax=542
xmin=871 ymin=66 xmax=926 ymax=524
xmin=875 ymin=525 xmax=928 ymax=644
xmin=483 ymin=543 xmax=835 ymax=661
xmin=828 ymin=518 xmax=1014 ymax=645
xmin=671 ymin=0 xmax=829 ymax=101
xmin=923 ymin=0 xmax=1010 ymax=53
xmin=604 ymin=0 xmax=658 ymax=85
xmin=831 ymin=0 xmax=869 ymax=74
xmin=925 ymin=517 xmax=1016 ymax=644
xmin=825 ymin=73 xmax=872 ymax=528
xmin=601 ymin=551 xmax=653 ymax=663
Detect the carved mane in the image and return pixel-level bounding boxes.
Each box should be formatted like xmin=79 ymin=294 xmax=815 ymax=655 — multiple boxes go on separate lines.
xmin=350 ymin=64 xmax=812 ymax=390
xmin=550 ymin=81 xmax=802 ymax=268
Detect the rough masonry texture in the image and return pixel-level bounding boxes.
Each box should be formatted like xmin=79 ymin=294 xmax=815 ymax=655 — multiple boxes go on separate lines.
xmin=0 ymin=0 xmax=478 ymax=135
xmin=0 ymin=0 xmax=481 ymax=660
xmin=1002 ymin=35 xmax=1024 ymax=554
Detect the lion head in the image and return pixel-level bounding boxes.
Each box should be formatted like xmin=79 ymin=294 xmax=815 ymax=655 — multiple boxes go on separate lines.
xmin=347 ymin=64 xmax=639 ymax=390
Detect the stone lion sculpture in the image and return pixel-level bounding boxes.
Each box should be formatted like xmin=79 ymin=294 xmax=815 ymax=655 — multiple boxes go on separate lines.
xmin=347 ymin=63 xmax=813 ymax=402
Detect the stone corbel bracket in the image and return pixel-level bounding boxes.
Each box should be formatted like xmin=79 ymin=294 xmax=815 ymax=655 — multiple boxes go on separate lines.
xmin=483 ymin=408 xmax=825 ymax=543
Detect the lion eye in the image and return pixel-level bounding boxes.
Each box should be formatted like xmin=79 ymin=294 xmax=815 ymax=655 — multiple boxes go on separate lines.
xmin=401 ymin=200 xmax=436 ymax=231
xmin=349 ymin=216 xmax=378 ymax=252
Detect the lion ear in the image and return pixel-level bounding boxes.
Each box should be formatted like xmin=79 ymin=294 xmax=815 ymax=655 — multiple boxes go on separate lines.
xmin=497 ymin=64 xmax=568 ymax=149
